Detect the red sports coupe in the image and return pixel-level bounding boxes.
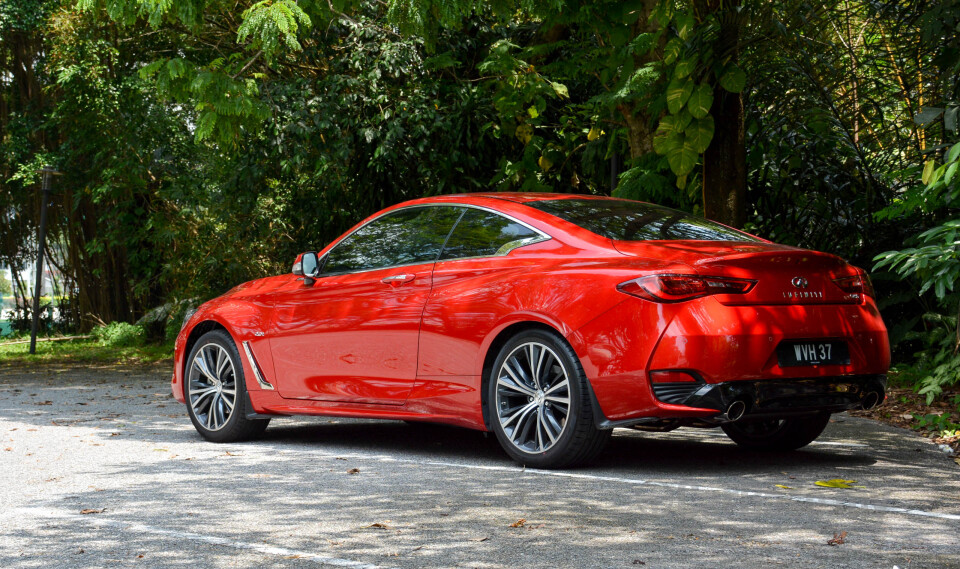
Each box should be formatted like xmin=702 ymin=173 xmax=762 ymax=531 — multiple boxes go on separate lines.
xmin=172 ymin=193 xmax=889 ymax=468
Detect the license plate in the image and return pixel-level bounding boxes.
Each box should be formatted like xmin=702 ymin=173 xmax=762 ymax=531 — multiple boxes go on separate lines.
xmin=777 ymin=340 xmax=850 ymax=367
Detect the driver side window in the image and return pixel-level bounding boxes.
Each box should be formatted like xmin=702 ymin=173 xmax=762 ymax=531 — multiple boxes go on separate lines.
xmin=322 ymin=206 xmax=463 ymax=274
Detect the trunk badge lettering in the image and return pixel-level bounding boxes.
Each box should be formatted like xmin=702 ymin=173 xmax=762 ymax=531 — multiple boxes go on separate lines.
xmin=783 ymin=291 xmax=823 ymax=299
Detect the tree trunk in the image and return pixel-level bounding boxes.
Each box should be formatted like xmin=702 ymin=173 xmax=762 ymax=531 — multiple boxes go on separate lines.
xmin=700 ymin=0 xmax=746 ymax=228
xmin=619 ymin=104 xmax=655 ymax=159
xmin=702 ymin=88 xmax=746 ymax=227
xmin=617 ymin=1 xmax=663 ymax=162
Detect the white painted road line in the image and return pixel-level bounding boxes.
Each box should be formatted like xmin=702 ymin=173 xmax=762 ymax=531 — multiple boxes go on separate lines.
xmin=280 ymin=449 xmax=960 ymax=522
xmin=12 ymin=507 xmax=398 ymax=569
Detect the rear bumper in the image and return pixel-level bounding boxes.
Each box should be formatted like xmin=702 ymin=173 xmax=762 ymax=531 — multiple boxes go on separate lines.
xmin=652 ymin=374 xmax=886 ymax=419
xmin=572 ymin=296 xmax=890 ymax=423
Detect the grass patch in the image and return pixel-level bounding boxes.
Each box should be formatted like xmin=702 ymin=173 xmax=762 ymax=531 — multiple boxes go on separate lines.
xmin=0 ymin=338 xmax=173 ymax=366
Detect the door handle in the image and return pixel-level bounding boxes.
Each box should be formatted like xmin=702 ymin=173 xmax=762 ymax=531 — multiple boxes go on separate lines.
xmin=381 ymin=273 xmax=416 ymax=286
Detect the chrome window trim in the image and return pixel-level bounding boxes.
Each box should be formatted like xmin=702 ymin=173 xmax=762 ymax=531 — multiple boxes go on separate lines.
xmin=317 ymin=203 xmax=552 ymax=278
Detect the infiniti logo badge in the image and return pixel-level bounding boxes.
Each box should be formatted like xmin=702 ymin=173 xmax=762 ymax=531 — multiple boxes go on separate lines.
xmin=791 ymin=277 xmax=809 ymax=288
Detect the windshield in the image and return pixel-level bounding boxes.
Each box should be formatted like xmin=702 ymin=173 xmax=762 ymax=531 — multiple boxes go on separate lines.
xmin=525 ymin=198 xmax=761 ymax=242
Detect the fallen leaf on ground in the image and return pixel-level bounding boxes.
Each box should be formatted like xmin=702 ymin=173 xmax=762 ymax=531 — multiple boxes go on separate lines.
xmin=827 ymin=531 xmax=847 ymax=546
xmin=815 ymin=479 xmax=856 ymax=488
xmin=775 ymin=484 xmax=793 ymax=489
xmin=80 ymin=508 xmax=105 ymax=515
xmin=35 ymin=401 xmax=52 ymax=405
xmin=468 ymin=537 xmax=489 ymax=542
xmin=363 ymin=522 xmax=391 ymax=529
xmin=510 ymin=518 xmax=526 ymax=528
xmin=153 ymin=448 xmax=168 ymax=452
xmin=347 ymin=468 xmax=360 ymax=474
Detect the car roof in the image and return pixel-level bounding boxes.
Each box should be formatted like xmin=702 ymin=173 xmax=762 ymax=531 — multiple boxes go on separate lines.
xmin=440 ymin=192 xmax=620 ymax=204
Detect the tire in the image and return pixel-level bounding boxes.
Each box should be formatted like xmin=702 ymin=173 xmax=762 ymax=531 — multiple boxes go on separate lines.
xmin=720 ymin=412 xmax=831 ymax=451
xmin=184 ymin=330 xmax=269 ymax=443
xmin=488 ymin=329 xmax=610 ymax=468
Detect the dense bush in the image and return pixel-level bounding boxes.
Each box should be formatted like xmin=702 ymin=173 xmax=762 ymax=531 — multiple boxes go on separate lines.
xmin=93 ymin=322 xmax=145 ymax=348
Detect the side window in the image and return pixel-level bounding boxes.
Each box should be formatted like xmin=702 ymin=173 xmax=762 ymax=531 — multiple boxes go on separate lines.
xmin=440 ymin=208 xmax=542 ymax=260
xmin=322 ymin=206 xmax=463 ymax=274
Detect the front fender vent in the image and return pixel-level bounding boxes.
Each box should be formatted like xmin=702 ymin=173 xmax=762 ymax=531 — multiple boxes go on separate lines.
xmin=242 ymin=341 xmax=274 ymax=391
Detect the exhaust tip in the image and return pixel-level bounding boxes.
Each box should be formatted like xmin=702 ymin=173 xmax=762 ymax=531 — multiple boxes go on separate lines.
xmin=861 ymin=391 xmax=881 ymax=411
xmin=725 ymin=400 xmax=747 ymax=422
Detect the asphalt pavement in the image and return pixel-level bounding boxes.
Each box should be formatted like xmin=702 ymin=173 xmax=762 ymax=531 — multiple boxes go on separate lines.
xmin=1 ymin=363 xmax=958 ymax=568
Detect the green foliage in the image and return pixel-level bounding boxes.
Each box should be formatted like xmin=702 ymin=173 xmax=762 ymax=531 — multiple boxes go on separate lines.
xmin=0 ymin=337 xmax=172 ymax=365
xmin=93 ymin=322 xmax=145 ymax=348
xmin=238 ymin=0 xmax=312 ymax=56
xmin=875 ymin=140 xmax=960 ymax=404
xmin=874 ymin=219 xmax=960 ymax=300
xmin=911 ymin=411 xmax=960 ymax=437
xmin=0 ymin=271 xmax=11 ymax=297
xmin=652 ymin=7 xmax=748 ymax=187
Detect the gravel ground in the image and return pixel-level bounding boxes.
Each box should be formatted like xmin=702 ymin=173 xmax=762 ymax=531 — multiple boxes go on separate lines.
xmin=1 ymin=362 xmax=958 ymax=568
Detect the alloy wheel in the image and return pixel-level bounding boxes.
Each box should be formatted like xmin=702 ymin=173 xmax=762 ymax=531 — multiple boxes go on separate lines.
xmin=495 ymin=341 xmax=571 ymax=453
xmin=188 ymin=343 xmax=237 ymax=431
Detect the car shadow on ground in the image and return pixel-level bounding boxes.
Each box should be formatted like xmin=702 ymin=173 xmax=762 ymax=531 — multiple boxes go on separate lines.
xmin=254 ymin=418 xmax=878 ymax=474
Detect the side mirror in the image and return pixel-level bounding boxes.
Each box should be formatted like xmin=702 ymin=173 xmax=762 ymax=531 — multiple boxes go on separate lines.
xmin=293 ymin=251 xmax=320 ymax=285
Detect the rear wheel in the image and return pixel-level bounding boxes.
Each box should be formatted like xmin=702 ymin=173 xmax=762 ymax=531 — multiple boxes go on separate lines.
xmin=488 ymin=329 xmax=610 ymax=468
xmin=185 ymin=330 xmax=269 ymax=442
xmin=720 ymin=413 xmax=830 ymax=451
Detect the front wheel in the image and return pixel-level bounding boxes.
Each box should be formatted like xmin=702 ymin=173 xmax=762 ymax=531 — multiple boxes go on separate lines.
xmin=488 ymin=329 xmax=610 ymax=468
xmin=185 ymin=330 xmax=269 ymax=442
xmin=720 ymin=413 xmax=831 ymax=451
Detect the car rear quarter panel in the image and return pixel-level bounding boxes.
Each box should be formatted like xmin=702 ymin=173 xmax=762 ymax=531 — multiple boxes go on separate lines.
xmin=412 ymin=240 xmax=693 ymax=426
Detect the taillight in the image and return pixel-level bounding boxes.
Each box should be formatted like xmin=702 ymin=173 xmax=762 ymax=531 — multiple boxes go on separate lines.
xmin=832 ymin=273 xmax=874 ymax=299
xmin=617 ymin=274 xmax=757 ymax=303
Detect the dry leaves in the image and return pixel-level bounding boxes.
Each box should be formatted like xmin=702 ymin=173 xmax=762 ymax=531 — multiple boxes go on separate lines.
xmin=775 ymin=484 xmax=793 ymax=489
xmin=363 ymin=522 xmax=391 ymax=530
xmin=815 ymin=479 xmax=858 ymax=489
xmin=509 ymin=518 xmax=526 ymax=528
xmin=80 ymin=508 xmax=105 ymax=515
xmin=347 ymin=468 xmax=360 ymax=474
xmin=827 ymin=531 xmax=847 ymax=546
xmin=468 ymin=537 xmax=489 ymax=542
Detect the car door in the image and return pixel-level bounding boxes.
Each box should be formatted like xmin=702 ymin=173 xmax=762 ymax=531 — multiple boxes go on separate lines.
xmin=267 ymin=206 xmax=464 ymax=404
xmin=418 ymin=207 xmax=550 ymax=377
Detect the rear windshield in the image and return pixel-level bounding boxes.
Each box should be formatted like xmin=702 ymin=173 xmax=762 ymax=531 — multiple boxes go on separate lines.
xmin=525 ymin=198 xmax=760 ymax=242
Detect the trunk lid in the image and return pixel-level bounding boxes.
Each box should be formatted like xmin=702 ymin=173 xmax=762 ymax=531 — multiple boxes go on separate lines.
xmin=613 ymin=240 xmax=862 ymax=305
